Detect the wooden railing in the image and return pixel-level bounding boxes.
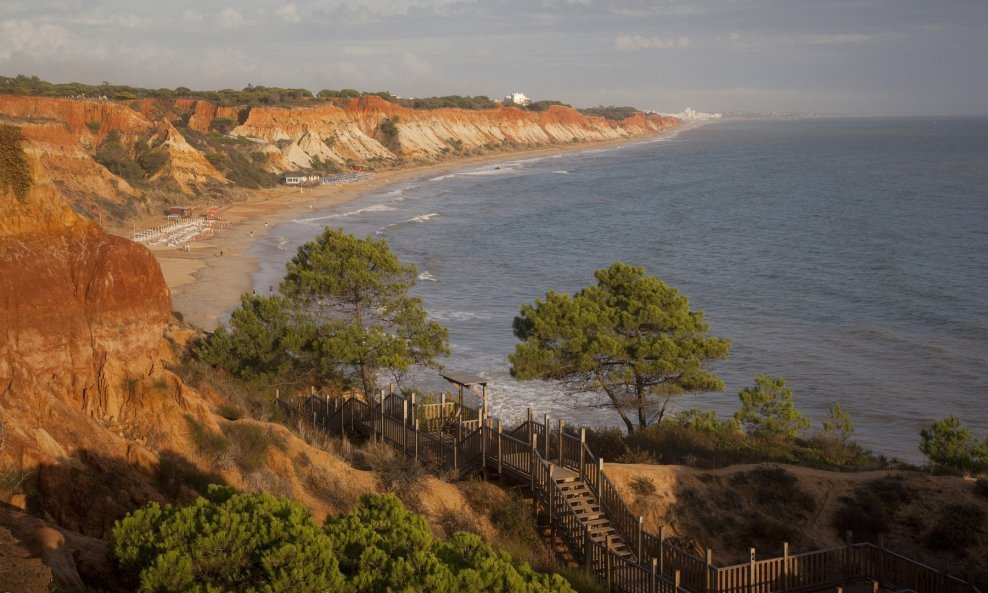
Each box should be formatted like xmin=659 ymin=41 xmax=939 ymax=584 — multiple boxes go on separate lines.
xmin=293 ymin=394 xmax=982 ymax=593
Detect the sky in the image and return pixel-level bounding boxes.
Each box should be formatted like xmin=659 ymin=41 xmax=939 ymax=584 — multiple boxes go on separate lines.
xmin=1 ymin=0 xmax=986 ymax=116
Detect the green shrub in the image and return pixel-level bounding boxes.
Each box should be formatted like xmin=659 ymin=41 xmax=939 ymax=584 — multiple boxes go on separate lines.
xmin=94 ymin=130 xmax=144 ymax=184
xmin=865 ymin=476 xmax=912 ymax=511
xmin=113 ymin=486 xmax=343 ymax=593
xmin=832 ymin=489 xmax=888 ymax=541
xmin=85 ymin=120 xmax=101 ymax=132
xmin=155 ymin=452 xmax=222 ymax=500
xmin=976 ymin=478 xmax=988 ymax=499
xmin=184 ymin=415 xmax=231 ymax=463
xmin=0 ymin=124 xmax=32 ymax=201
xmin=325 ymin=493 xmax=574 ymax=593
xmin=920 ymin=416 xmax=988 ymax=474
xmin=629 ymin=474 xmax=657 ymax=498
xmin=734 ymin=375 xmax=810 ymax=440
xmin=210 ymin=116 xmax=238 ymax=134
xmin=222 ymin=422 xmax=284 ymax=472
xmin=138 ymin=149 xmax=169 ymax=176
xmin=925 ymin=503 xmax=985 ymax=553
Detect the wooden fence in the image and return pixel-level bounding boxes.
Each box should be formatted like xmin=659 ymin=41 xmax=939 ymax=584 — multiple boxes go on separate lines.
xmin=282 ymin=391 xmax=982 ymax=593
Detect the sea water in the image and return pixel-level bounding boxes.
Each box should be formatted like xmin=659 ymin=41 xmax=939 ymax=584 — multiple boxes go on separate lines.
xmin=251 ymin=117 xmax=988 ymax=462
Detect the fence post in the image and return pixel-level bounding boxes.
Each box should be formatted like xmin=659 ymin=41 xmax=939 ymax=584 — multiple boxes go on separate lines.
xmin=651 ymin=558 xmax=658 ymax=593
xmin=844 ymin=531 xmax=853 ymax=585
xmin=480 ymin=417 xmax=488 ymax=481
xmin=410 ymin=393 xmax=416 ymax=425
xmin=605 ymin=535 xmax=613 ymax=592
xmin=527 ymin=407 xmax=533 ymax=441
xmin=706 ymin=548 xmax=714 ymax=593
xmin=782 ymin=542 xmax=789 ymax=593
xmin=497 ymin=419 xmax=503 ymax=478
xmin=659 ymin=525 xmax=666 ymax=576
xmin=638 ymin=516 xmax=644 ymax=560
xmin=675 ymin=570 xmax=681 ymax=591
xmin=402 ymin=401 xmax=408 ymax=455
xmin=544 ymin=414 xmax=550 ymax=459
xmin=579 ymin=427 xmax=586 ymax=476
xmin=877 ymin=535 xmax=884 ymax=587
xmin=380 ymin=390 xmax=386 ymax=442
xmin=749 ymin=548 xmax=756 ymax=593
xmin=414 ymin=419 xmax=419 ymax=462
xmin=530 ymin=433 xmax=538 ymax=499
xmin=440 ymin=392 xmax=446 ymax=429
xmin=557 ymin=419 xmax=564 ymax=464
xmin=547 ymin=464 xmax=554 ymax=539
xmin=584 ymin=529 xmax=594 ymax=576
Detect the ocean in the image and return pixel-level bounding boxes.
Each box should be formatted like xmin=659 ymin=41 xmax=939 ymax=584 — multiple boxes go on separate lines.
xmin=251 ymin=117 xmax=988 ymax=462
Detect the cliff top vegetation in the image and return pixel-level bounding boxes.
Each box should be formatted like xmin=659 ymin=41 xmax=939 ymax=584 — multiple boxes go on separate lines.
xmin=1 ymin=74 xmax=648 ymax=115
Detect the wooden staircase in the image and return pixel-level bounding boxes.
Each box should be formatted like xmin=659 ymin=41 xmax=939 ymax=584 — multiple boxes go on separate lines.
xmin=552 ymin=465 xmax=634 ymax=560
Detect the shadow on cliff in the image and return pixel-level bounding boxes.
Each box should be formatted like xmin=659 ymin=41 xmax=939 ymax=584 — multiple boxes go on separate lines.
xmin=4 ymin=448 xmax=228 ymax=589
xmin=28 ymin=449 xmax=227 ymax=539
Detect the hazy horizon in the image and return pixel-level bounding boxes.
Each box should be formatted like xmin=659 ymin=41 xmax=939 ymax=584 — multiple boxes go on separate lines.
xmin=2 ymin=1 xmax=986 ymax=117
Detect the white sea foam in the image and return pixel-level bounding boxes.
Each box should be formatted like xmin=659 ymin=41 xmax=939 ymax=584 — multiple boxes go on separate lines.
xmin=430 ymin=174 xmax=456 ymax=182
xmin=409 ymin=213 xmax=439 ymax=223
xmin=292 ymin=202 xmax=395 ymax=224
xmin=418 ymin=271 xmax=438 ymax=282
xmin=553 ymin=170 xmax=570 ymax=175
xmin=430 ymin=310 xmax=492 ymax=321
xmin=462 ymin=166 xmax=514 ymax=176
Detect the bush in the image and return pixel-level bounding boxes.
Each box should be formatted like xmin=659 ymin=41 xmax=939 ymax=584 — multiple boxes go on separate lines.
xmin=920 ymin=416 xmax=988 ymax=474
xmin=734 ymin=375 xmax=810 ymax=440
xmin=0 ymin=124 xmax=32 ymax=201
xmin=113 ymin=486 xmax=343 ymax=593
xmin=184 ymin=415 xmax=231 ymax=465
xmin=222 ymin=422 xmax=284 ymax=472
xmin=210 ymin=116 xmax=238 ymax=134
xmin=976 ymin=478 xmax=988 ymax=499
xmin=925 ymin=503 xmax=985 ymax=553
xmin=324 ymin=493 xmax=574 ymax=593
xmin=629 ymin=474 xmax=657 ymax=498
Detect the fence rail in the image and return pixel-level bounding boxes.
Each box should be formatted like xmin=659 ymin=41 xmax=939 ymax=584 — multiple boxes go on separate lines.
xmin=284 ymin=391 xmax=982 ymax=593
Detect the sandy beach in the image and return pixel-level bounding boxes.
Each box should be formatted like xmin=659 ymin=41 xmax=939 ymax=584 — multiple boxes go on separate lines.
xmin=142 ymin=136 xmax=663 ymax=331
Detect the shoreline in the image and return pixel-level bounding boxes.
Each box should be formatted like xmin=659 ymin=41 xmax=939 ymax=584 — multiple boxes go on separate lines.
xmin=148 ymin=131 xmax=680 ymax=331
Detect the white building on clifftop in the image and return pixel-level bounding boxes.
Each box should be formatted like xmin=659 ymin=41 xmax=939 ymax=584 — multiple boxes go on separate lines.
xmin=504 ymin=92 xmax=531 ymax=106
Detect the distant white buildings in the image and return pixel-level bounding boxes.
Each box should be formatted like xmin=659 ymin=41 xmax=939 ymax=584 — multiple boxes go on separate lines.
xmin=659 ymin=107 xmax=722 ymax=122
xmin=504 ymin=92 xmax=531 ymax=106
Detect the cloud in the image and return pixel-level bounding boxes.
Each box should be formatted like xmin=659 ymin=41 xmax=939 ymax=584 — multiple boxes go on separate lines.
xmin=195 ymin=48 xmax=259 ymax=78
xmin=316 ymin=0 xmax=474 ymax=18
xmin=402 ymin=52 xmax=435 ymax=76
xmin=728 ymin=32 xmax=878 ymax=49
xmin=614 ymin=34 xmax=690 ymax=51
xmin=216 ymin=7 xmax=250 ymax=29
xmin=0 ymin=19 xmax=73 ymax=60
xmin=183 ymin=9 xmax=205 ymax=24
xmin=71 ymin=10 xmax=151 ymax=29
xmin=276 ymin=3 xmax=303 ymax=22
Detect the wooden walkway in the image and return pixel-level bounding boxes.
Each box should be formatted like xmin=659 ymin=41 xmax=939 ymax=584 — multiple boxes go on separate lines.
xmin=288 ymin=392 xmax=982 ymax=593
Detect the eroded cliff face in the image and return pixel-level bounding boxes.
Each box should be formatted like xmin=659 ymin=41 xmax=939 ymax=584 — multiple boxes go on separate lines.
xmin=234 ymin=95 xmax=678 ymax=168
xmin=0 ymin=94 xmax=677 ymax=223
xmin=0 ymin=154 xmax=172 ymax=452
